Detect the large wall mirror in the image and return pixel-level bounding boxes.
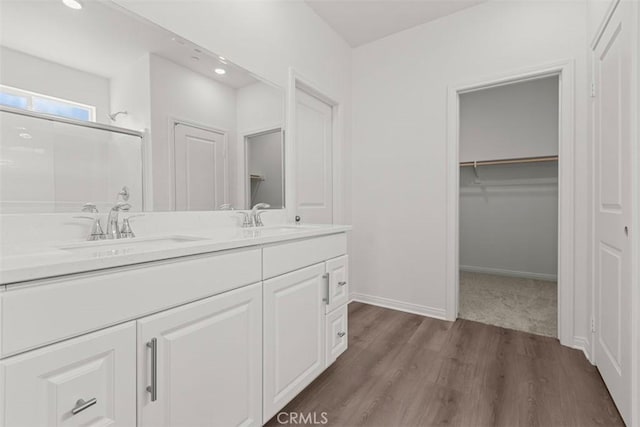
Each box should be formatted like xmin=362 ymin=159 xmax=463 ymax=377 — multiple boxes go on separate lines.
xmin=0 ymin=0 xmax=285 ymax=213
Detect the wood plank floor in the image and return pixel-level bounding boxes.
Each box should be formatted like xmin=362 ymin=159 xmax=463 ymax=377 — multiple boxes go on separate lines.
xmin=266 ymin=302 xmax=624 ymax=427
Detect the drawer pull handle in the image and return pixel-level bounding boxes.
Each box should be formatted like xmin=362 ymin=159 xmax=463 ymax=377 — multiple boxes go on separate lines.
xmin=147 ymin=338 xmax=158 ymax=402
xmin=337 ymin=331 xmax=346 ymax=338
xmin=338 ymin=281 xmax=347 ymax=287
xmin=71 ymin=398 xmax=97 ymax=415
xmin=322 ymin=273 xmax=330 ymax=305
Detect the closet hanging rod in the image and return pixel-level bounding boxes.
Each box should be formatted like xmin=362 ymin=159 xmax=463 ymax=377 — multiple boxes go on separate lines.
xmin=459 ymin=155 xmax=558 ymax=167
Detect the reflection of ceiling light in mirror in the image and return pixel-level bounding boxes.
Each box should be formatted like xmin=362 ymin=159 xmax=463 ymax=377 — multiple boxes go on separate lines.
xmin=214 ymin=68 xmax=226 ymax=75
xmin=62 ymin=0 xmax=83 ymax=10
xmin=219 ymin=56 xmax=226 ymax=61
xmin=191 ymin=56 xmax=200 ymax=61
xmin=18 ymin=133 xmax=32 ymax=139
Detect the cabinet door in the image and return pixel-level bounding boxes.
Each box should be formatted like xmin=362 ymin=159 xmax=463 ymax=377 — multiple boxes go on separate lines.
xmin=325 ymin=304 xmax=348 ymax=367
xmin=325 ymin=255 xmax=349 ymax=313
xmin=137 ymin=283 xmax=262 ymax=427
xmin=263 ymin=263 xmax=325 ymax=423
xmin=1 ymin=323 xmax=136 ymax=427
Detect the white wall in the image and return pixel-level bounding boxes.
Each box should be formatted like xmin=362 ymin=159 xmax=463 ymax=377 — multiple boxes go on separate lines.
xmin=351 ymin=1 xmax=590 ymax=342
xmin=149 ymin=54 xmax=237 ymax=211
xmin=114 ymin=0 xmax=352 ymax=224
xmin=460 ymin=76 xmax=559 ymax=162
xmin=459 ymin=164 xmax=558 ymax=280
xmin=0 ymin=46 xmax=111 ymax=124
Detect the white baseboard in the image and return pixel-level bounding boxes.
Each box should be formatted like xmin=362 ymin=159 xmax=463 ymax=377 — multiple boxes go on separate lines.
xmin=573 ymin=336 xmax=594 ymax=364
xmin=349 ymin=292 xmax=447 ymax=320
xmin=460 ymin=265 xmax=558 ymax=282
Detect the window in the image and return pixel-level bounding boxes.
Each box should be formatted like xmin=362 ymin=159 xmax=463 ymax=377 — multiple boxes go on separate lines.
xmin=0 ymin=84 xmax=96 ymax=122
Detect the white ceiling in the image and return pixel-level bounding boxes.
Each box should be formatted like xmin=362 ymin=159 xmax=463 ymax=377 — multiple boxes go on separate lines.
xmin=0 ymin=0 xmax=258 ymax=88
xmin=305 ymin=0 xmax=487 ymax=47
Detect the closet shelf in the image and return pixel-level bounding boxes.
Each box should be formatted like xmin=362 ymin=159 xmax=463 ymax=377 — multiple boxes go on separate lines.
xmin=460 ymin=155 xmax=558 ymax=167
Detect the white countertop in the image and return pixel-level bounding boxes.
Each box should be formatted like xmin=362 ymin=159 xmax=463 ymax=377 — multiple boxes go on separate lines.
xmin=0 ymin=224 xmax=351 ymax=286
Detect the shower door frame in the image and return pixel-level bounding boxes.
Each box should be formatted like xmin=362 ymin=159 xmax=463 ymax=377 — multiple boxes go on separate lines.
xmin=445 ymin=60 xmax=577 ymax=352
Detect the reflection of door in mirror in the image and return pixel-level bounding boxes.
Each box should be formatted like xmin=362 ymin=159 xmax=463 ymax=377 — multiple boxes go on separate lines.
xmin=245 ymin=129 xmax=284 ymax=209
xmin=174 ymin=123 xmax=227 ymax=211
xmin=295 ymin=89 xmax=333 ymax=224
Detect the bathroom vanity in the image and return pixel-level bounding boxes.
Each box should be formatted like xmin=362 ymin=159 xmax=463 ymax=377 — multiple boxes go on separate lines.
xmin=0 ymin=225 xmax=350 ymax=426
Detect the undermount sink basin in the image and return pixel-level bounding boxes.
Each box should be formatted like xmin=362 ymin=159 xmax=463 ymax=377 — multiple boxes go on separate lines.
xmin=60 ymin=235 xmax=207 ymax=256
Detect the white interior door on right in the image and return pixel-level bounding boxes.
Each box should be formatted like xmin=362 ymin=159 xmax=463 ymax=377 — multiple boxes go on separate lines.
xmin=593 ymin=2 xmax=634 ymax=424
xmin=174 ymin=123 xmax=227 ymax=211
xmin=295 ymin=88 xmax=333 ymax=224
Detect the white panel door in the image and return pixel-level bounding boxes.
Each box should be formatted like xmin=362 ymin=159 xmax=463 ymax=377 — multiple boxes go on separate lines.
xmin=295 ymin=89 xmax=333 ymax=224
xmin=138 ymin=283 xmax=262 ymax=427
xmin=1 ymin=323 xmax=136 ymax=427
xmin=263 ymin=263 xmax=325 ymax=423
xmin=593 ymin=3 xmax=634 ymax=424
xmin=174 ymin=123 xmax=227 ymax=211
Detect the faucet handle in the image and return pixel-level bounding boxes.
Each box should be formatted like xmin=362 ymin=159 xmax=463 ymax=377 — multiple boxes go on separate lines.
xmin=236 ymin=212 xmax=252 ymax=228
xmin=74 ymin=216 xmax=106 ymax=241
xmin=255 ymin=210 xmax=269 ymax=227
xmin=82 ymin=203 xmax=99 ymax=214
xmin=120 ymin=214 xmax=143 ymax=239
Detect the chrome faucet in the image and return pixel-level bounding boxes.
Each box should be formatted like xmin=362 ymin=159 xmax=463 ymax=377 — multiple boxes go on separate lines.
xmin=250 ymin=203 xmax=270 ymax=227
xmin=106 ymin=202 xmax=131 ymax=239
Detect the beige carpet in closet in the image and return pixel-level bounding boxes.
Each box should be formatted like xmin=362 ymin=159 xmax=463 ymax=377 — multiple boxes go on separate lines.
xmin=459 ymin=271 xmax=557 ymax=337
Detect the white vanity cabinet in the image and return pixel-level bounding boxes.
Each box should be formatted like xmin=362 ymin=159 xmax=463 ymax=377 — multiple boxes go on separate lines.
xmin=0 ymin=323 xmax=136 ymax=427
xmin=263 ymin=264 xmax=327 ymax=422
xmin=262 ymin=235 xmax=350 ymax=423
xmin=0 ymin=229 xmax=350 ymax=427
xmin=137 ymin=282 xmax=262 ymax=427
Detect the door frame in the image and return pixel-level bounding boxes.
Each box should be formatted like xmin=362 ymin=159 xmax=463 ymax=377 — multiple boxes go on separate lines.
xmin=445 ymin=60 xmax=576 ymax=347
xmin=242 ymin=126 xmax=285 ymax=209
xmin=169 ymin=117 xmax=229 ymax=211
xmin=287 ymin=68 xmax=343 ymax=224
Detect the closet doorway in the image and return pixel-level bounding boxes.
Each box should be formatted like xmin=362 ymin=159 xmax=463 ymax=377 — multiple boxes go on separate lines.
xmin=446 ymin=63 xmax=576 ymax=346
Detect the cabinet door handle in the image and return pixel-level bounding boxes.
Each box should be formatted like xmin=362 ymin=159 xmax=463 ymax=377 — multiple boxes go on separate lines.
xmin=146 ymin=338 xmax=158 ymax=402
xmin=322 ymin=273 xmax=330 ymax=305
xmin=337 ymin=331 xmax=346 ymax=338
xmin=338 ymin=281 xmax=347 ymax=287
xmin=71 ymin=398 xmax=97 ymax=415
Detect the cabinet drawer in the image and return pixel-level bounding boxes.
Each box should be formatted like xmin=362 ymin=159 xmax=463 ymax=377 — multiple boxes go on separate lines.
xmin=0 ymin=322 xmax=136 ymax=427
xmin=0 ymin=249 xmax=261 ymax=358
xmin=262 ymin=234 xmax=347 ymax=279
xmin=325 ymin=304 xmax=348 ymax=367
xmin=325 ymin=255 xmax=349 ymax=314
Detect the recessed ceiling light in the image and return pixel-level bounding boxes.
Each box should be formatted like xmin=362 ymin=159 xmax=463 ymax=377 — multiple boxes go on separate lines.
xmin=214 ymin=68 xmax=226 ymax=75
xmin=62 ymin=0 xmax=83 ymax=10
xmin=219 ymin=56 xmax=226 ymax=61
